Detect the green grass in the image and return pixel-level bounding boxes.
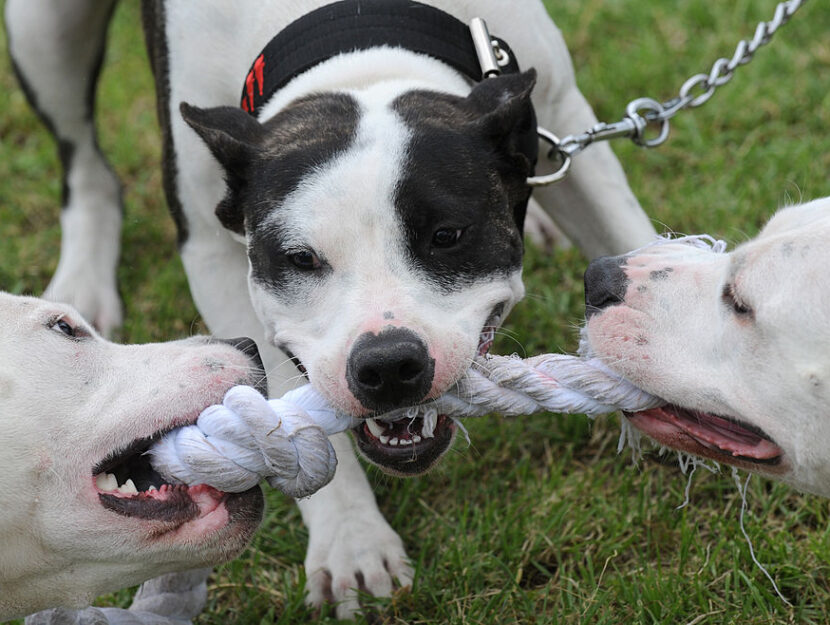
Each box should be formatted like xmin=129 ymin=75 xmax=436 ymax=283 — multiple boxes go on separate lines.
xmin=2 ymin=1 xmax=830 ymax=623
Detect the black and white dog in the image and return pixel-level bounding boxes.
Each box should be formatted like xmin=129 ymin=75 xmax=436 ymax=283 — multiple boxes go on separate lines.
xmin=6 ymin=0 xmax=656 ymax=617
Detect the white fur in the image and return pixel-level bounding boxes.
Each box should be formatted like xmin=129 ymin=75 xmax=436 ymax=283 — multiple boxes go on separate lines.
xmin=0 ymin=293 xmax=263 ymax=621
xmin=586 ymin=197 xmax=830 ymax=497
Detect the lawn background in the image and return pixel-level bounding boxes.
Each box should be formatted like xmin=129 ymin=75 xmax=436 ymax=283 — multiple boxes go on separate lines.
xmin=2 ymin=1 xmax=830 ymax=623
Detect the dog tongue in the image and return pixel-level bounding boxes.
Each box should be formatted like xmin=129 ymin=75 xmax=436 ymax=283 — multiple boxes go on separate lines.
xmin=630 ymin=407 xmax=782 ymax=460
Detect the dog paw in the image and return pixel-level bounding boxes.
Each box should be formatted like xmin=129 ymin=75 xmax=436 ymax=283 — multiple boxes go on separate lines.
xmin=523 ymin=198 xmax=571 ymax=252
xmin=304 ymin=511 xmax=414 ymax=619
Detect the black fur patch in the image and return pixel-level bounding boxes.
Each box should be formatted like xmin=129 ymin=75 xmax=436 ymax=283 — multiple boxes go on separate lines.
xmin=391 ymin=73 xmax=535 ymax=291
xmin=181 ymin=93 xmax=360 ymax=295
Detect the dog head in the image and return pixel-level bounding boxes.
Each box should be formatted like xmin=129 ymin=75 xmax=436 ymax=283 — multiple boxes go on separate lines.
xmin=0 ymin=293 xmax=265 ymax=619
xmin=583 ymin=197 xmax=830 ymax=497
xmin=181 ymin=71 xmax=536 ymax=475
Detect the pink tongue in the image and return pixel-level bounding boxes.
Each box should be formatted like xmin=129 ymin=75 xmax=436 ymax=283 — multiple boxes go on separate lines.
xmin=654 ymin=407 xmax=781 ymax=460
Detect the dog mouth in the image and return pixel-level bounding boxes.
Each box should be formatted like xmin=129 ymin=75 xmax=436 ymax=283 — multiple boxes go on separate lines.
xmin=351 ymin=305 xmax=502 ymax=475
xmin=354 ymin=412 xmax=457 ymax=476
xmin=92 ymin=429 xmax=260 ymax=529
xmin=625 ymin=405 xmax=784 ymax=468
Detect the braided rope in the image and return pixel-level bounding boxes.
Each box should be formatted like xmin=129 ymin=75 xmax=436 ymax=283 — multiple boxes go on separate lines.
xmin=148 ymin=353 xmax=662 ymax=496
xmin=149 ymin=386 xmax=338 ymax=499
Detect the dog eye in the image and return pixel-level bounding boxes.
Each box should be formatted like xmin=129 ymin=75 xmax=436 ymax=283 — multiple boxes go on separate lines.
xmin=288 ymin=249 xmax=322 ymax=270
xmin=50 ymin=318 xmax=76 ymax=337
xmin=432 ymin=228 xmax=463 ymax=248
xmin=722 ymin=284 xmax=753 ymax=317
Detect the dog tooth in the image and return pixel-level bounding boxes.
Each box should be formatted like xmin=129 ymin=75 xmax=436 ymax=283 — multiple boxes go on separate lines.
xmin=118 ymin=479 xmax=138 ymax=495
xmin=148 ymin=485 xmax=157 ymax=492
xmin=365 ymin=418 xmax=385 ymax=438
xmin=413 ymin=434 xmax=422 ymax=443
xmin=95 ymin=473 xmax=118 ymax=492
xmin=389 ymin=437 xmax=399 ymax=446
xmin=399 ymin=438 xmax=413 ymax=446
xmin=379 ymin=435 xmax=390 ymax=445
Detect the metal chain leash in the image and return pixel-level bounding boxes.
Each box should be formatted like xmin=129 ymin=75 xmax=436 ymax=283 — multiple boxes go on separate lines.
xmin=516 ymin=0 xmax=807 ymax=186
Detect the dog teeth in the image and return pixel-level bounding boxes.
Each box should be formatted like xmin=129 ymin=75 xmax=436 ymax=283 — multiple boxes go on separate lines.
xmin=413 ymin=434 xmax=422 ymax=443
xmin=118 ymin=479 xmax=139 ymax=495
xmin=95 ymin=472 xmax=118 ymax=492
xmin=399 ymin=438 xmax=413 ymax=446
xmin=365 ymin=418 xmax=386 ymax=438
xmin=389 ymin=437 xmax=399 ymax=446
xmin=379 ymin=435 xmax=390 ymax=445
xmin=95 ymin=472 xmax=142 ymax=495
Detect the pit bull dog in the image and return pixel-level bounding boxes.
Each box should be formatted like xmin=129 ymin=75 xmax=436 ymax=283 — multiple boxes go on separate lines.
xmin=583 ymin=197 xmax=830 ymax=497
xmin=0 ymin=292 xmax=267 ymax=621
xmin=5 ymin=0 xmax=657 ymax=616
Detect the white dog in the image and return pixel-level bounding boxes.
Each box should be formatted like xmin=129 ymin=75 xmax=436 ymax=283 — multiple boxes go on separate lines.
xmin=5 ymin=0 xmax=657 ymax=615
xmin=583 ymin=197 xmax=830 ymax=497
xmin=0 ymin=293 xmax=267 ymax=621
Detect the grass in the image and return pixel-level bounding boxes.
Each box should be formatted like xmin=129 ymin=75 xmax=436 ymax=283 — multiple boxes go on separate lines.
xmin=2 ymin=1 xmax=830 ymax=623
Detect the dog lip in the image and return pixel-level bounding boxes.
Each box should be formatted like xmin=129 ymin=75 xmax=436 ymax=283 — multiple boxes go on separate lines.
xmin=98 ymin=484 xmax=262 ymax=529
xmin=92 ymin=429 xmax=175 ymax=477
xmin=625 ymin=406 xmax=784 ymax=465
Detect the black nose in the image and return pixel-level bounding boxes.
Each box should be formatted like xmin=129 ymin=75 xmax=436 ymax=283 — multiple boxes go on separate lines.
xmin=216 ymin=337 xmax=268 ymax=396
xmin=584 ymin=255 xmax=629 ymax=319
xmin=346 ymin=327 xmax=434 ymax=412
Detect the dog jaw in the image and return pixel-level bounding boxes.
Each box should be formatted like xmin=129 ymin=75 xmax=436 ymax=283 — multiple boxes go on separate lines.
xmin=585 ymin=199 xmax=830 ymax=497
xmin=0 ymin=294 xmax=266 ymax=619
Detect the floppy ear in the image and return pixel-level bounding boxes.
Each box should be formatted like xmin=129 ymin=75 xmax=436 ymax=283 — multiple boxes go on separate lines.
xmin=464 ymin=69 xmax=537 ymax=166
xmin=180 ymin=103 xmax=264 ymax=234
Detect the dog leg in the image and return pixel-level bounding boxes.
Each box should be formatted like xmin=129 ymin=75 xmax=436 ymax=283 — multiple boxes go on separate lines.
xmin=5 ymin=0 xmax=123 ymax=335
xmin=299 ymin=433 xmax=414 ymax=620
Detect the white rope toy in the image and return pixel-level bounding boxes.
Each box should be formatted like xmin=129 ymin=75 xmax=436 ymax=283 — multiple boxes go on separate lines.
xmin=149 ymin=385 xmax=339 ymax=499
xmin=150 ymin=234 xmax=726 ymax=499
xmin=149 ymin=354 xmax=661 ymax=495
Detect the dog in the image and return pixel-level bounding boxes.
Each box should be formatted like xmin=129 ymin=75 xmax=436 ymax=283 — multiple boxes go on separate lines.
xmin=0 ymin=292 xmax=268 ymax=621
xmin=583 ymin=197 xmax=830 ymax=497
xmin=5 ymin=0 xmax=657 ymax=616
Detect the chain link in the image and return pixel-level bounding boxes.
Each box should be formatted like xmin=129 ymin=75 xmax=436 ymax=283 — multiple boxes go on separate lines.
xmin=528 ymin=0 xmax=806 ymax=187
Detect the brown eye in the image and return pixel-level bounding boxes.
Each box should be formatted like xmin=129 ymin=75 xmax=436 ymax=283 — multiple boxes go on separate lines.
xmin=432 ymin=228 xmax=463 ymax=249
xmin=722 ymin=284 xmax=753 ymax=317
xmin=288 ymin=249 xmax=322 ymax=270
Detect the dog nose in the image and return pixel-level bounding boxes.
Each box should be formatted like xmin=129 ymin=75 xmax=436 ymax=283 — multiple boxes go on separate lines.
xmin=584 ymin=255 xmax=629 ymax=318
xmin=215 ymin=337 xmax=268 ymax=396
xmin=346 ymin=328 xmax=435 ymax=412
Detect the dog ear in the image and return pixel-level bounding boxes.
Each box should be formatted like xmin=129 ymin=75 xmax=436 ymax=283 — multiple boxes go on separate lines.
xmin=180 ymin=103 xmax=264 ymax=234
xmin=464 ymin=69 xmax=537 ymax=163
xmin=464 ymin=70 xmax=537 ymax=234
xmin=180 ymin=102 xmax=263 ymax=182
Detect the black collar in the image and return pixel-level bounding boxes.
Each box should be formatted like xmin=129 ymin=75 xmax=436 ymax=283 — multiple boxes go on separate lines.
xmin=240 ymin=0 xmax=523 ymax=115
